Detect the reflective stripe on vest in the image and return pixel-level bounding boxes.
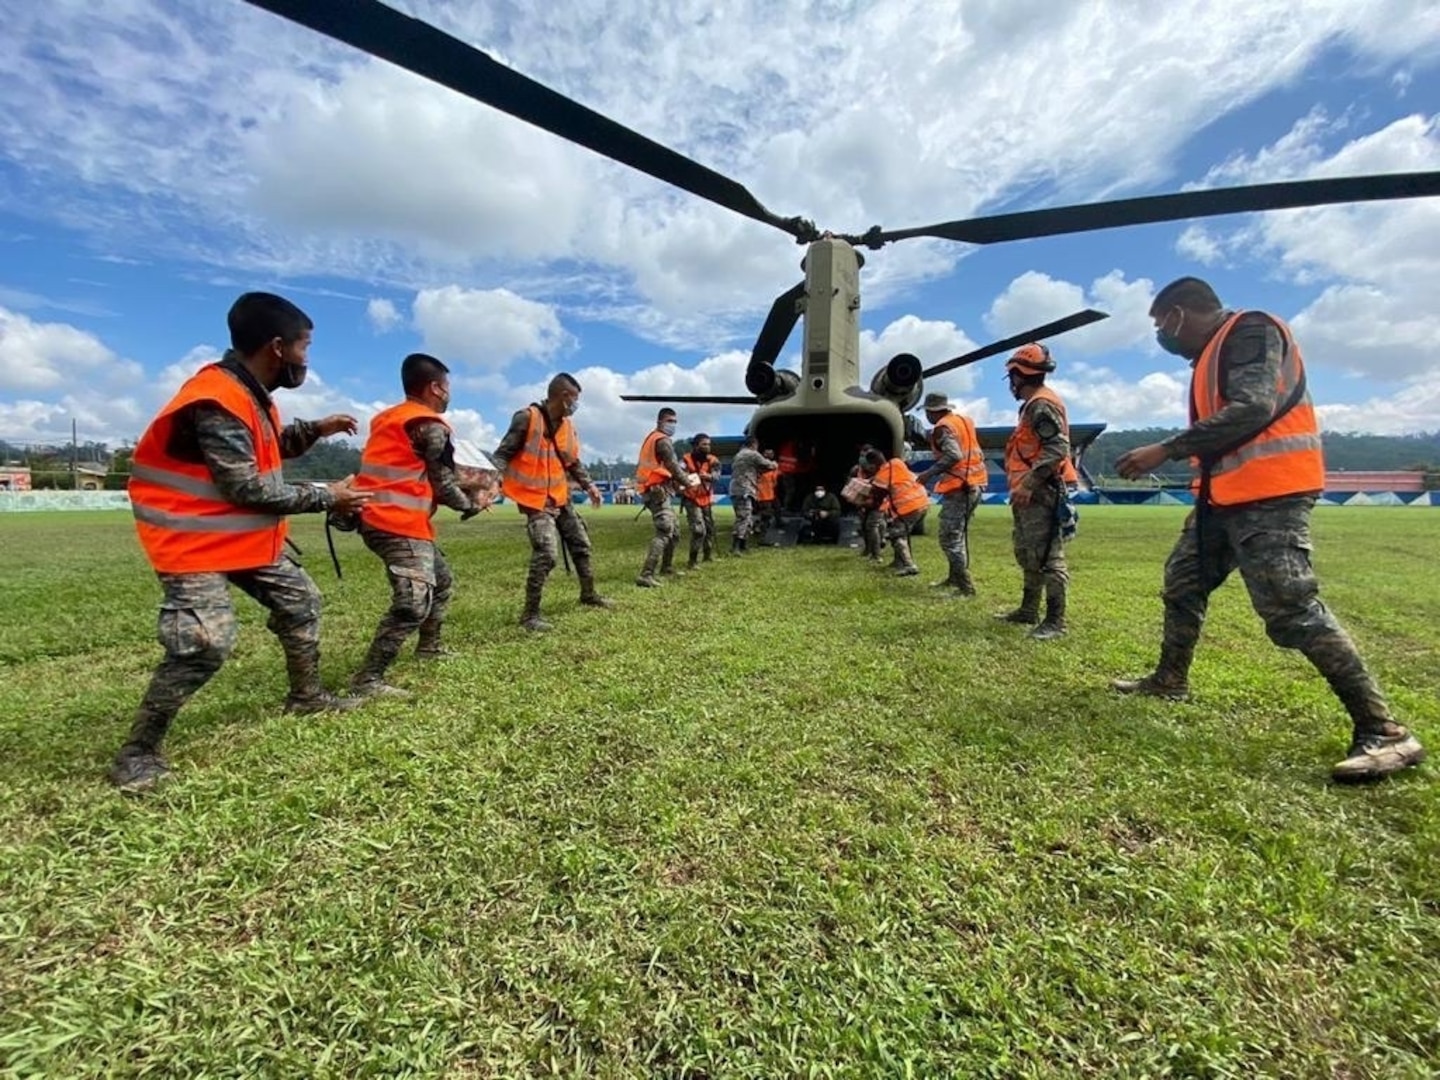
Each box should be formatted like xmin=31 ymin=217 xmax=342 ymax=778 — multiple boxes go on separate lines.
xmin=682 ymin=452 xmax=717 ymax=506
xmin=930 ymin=413 xmax=988 ymax=494
xmin=1004 ymin=385 xmax=1079 ymax=489
xmin=636 ymin=430 xmax=671 ymax=492
xmin=129 ymin=364 xmax=289 ymax=574
xmin=501 ymin=405 xmax=577 ymax=511
xmin=877 ymin=459 xmax=929 ymax=517
xmin=1191 ymin=311 xmax=1325 ymax=506
xmin=357 ymin=399 xmax=448 ymax=541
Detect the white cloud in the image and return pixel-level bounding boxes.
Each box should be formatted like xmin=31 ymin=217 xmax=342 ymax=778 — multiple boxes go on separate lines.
xmin=366 ymin=298 xmax=401 ymax=334
xmin=0 ymin=306 xmax=139 ymax=393
xmin=4 ymin=0 xmax=1439 ymax=350
xmin=1179 ymin=112 xmax=1440 ymax=382
xmin=411 ymin=286 xmax=573 ymax=369
xmin=983 ymin=270 xmax=1158 ymax=357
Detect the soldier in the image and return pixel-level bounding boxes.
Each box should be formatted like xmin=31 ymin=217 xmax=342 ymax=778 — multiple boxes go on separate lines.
xmin=681 ymin=432 xmax=721 ymax=568
xmin=1113 ymin=276 xmax=1425 ymax=783
xmin=860 ymin=448 xmax=928 ymax=576
xmin=844 ymin=444 xmax=883 ymax=561
xmin=348 ymin=353 xmax=487 ymax=697
xmin=727 ymin=435 xmax=776 ymax=555
xmin=635 ymin=408 xmax=698 ymax=586
xmin=492 ymin=373 xmax=612 ymax=632
xmin=995 ymin=344 xmax=1076 ymax=641
xmin=914 ymin=391 xmax=987 ymax=596
xmin=115 ymin=292 xmax=373 ymax=792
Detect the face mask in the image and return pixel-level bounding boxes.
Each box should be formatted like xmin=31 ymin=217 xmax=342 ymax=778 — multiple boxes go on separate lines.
xmin=277 ymin=361 xmax=308 ymax=390
xmin=565 ymin=399 xmax=579 ymax=416
xmin=1155 ymin=308 xmax=1188 ymax=357
xmin=660 ymin=421 xmax=677 ymax=436
xmin=814 ymin=490 xmax=825 ymax=499
xmin=435 ymin=393 xmax=450 ymax=414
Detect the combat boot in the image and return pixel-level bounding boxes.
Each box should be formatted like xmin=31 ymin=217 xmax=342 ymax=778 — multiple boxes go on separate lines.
xmin=955 ymin=569 xmax=977 ymax=597
xmin=349 ymin=676 xmax=414 ymax=700
xmin=519 ymin=597 xmax=553 ymax=632
xmin=415 ymin=621 xmax=452 ymax=660
xmin=109 ymin=706 xmax=173 ymax=792
xmin=635 ymin=574 xmax=662 ymax=588
xmin=579 ymin=584 xmax=615 ymax=610
xmin=109 ymin=747 xmax=171 ymax=793
xmin=1332 ymin=724 xmax=1426 ymax=783
xmin=1111 ymin=644 xmax=1191 ymax=699
xmin=688 ymin=552 xmax=699 ymax=570
xmin=702 ymin=545 xmax=715 ymax=563
xmin=995 ymin=586 xmax=1041 ymax=625
xmin=1029 ymin=595 xmax=1067 ymax=640
xmin=930 ymin=568 xmax=961 ymax=589
xmin=282 ymin=646 xmax=364 ymax=714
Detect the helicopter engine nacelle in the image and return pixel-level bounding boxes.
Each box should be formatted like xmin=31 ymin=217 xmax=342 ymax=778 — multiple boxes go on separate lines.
xmin=869 ymin=353 xmax=923 ymax=413
xmin=746 ymin=363 xmax=801 ymax=403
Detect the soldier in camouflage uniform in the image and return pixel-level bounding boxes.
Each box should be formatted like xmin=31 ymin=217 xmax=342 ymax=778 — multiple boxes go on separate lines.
xmin=348 ymin=354 xmax=487 ymax=697
xmin=995 ymin=344 xmax=1075 ymax=641
xmin=492 ymin=373 xmax=612 ymax=632
xmin=115 ymin=292 xmax=374 ymax=792
xmin=914 ymin=392 xmax=986 ymax=595
xmin=1114 ymin=276 xmax=1425 ymax=783
xmin=682 ymin=432 xmax=721 ymax=568
xmin=726 ymin=435 xmax=776 ymax=555
xmin=635 ymin=408 xmax=697 ymax=586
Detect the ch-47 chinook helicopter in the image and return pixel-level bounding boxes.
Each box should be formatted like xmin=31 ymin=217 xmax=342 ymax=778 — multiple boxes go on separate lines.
xmin=244 ymin=0 xmax=1440 ymax=496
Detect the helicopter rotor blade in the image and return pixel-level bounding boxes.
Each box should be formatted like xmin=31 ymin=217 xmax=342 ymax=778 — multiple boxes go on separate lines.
xmin=750 ymin=282 xmax=806 ymax=370
xmin=619 ymin=395 xmax=758 ymax=404
xmin=241 ymin=0 xmax=817 ymax=241
xmin=852 ymin=172 xmax=1440 ymax=248
xmin=921 ymin=309 xmax=1109 ymax=379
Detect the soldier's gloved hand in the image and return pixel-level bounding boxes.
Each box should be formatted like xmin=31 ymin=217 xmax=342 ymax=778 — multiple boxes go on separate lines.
xmin=683 ymin=474 xmax=700 ymax=489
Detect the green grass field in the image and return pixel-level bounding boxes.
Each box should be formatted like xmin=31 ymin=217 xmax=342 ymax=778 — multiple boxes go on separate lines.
xmin=1 ymin=505 xmax=1437 ymax=1078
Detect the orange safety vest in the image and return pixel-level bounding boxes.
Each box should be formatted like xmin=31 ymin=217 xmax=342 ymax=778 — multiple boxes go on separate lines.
xmin=755 ymin=469 xmax=778 ymax=502
xmin=930 ymin=412 xmax=988 ymax=494
xmin=501 ymin=405 xmax=580 ymax=512
xmin=1191 ymin=311 xmax=1324 ymax=506
xmin=356 ymin=400 xmax=449 ymax=541
xmin=636 ymin=430 xmax=673 ymax=493
xmin=682 ymin=452 xmax=718 ymax=507
xmin=874 ymin=458 xmax=929 ymax=517
xmin=129 ymin=363 xmax=288 ymax=574
xmin=1005 ymin=385 xmax=1079 ymax=490
xmin=777 ymin=440 xmax=801 ymax=474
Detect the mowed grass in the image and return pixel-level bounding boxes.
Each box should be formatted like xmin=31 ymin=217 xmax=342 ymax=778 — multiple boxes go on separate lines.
xmin=1 ymin=505 xmax=1437 ymax=1078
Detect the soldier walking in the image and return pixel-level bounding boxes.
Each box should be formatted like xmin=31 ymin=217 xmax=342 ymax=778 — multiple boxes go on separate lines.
xmin=492 ymin=373 xmax=612 ymax=632
xmin=634 ymin=408 xmax=697 ymax=586
xmin=1113 ymin=276 xmax=1425 ymax=783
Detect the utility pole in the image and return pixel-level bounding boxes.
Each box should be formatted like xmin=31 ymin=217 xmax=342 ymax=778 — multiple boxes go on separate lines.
xmin=71 ymin=418 xmax=78 ymax=491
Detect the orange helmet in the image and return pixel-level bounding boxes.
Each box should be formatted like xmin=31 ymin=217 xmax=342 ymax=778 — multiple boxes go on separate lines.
xmin=1005 ymin=343 xmax=1055 ymax=377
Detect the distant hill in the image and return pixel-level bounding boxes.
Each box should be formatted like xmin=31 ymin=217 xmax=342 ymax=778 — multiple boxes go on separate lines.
xmin=1086 ymin=429 xmax=1440 ymax=485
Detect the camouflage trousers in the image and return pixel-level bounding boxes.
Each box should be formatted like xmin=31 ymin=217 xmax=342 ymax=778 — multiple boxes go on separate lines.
xmin=125 ymin=555 xmax=325 ymax=753
xmin=641 ymin=489 xmax=680 ymax=575
xmin=937 ymin=488 xmax=981 ymax=574
xmin=685 ymin=501 xmax=716 ymax=560
xmin=523 ymin=504 xmax=596 ymax=616
xmin=1156 ymin=495 xmax=1392 ymax=735
xmin=886 ymin=508 xmax=926 ymax=568
xmin=860 ymin=507 xmax=884 ymax=558
xmin=732 ymin=493 xmax=755 ymax=540
xmin=356 ymin=525 xmax=452 ymax=679
xmin=1011 ymin=496 xmax=1067 ymax=609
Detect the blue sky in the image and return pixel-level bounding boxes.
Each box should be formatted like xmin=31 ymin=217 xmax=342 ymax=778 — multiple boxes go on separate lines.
xmin=1 ymin=0 xmax=1438 ymax=460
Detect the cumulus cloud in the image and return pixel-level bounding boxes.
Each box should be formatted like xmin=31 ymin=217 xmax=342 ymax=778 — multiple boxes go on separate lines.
xmin=366 ymin=298 xmax=401 ymax=334
xmin=4 ymin=0 xmax=1439 ymax=347
xmin=983 ymin=270 xmax=1158 ymax=357
xmin=411 ymin=286 xmax=573 ymax=369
